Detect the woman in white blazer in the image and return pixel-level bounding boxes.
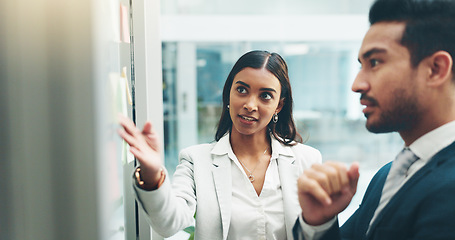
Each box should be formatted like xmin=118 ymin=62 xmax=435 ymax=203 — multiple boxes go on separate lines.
xmin=119 ymin=50 xmax=322 ymax=240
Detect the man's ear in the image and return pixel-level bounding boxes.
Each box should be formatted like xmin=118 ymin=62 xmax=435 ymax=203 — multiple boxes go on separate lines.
xmin=426 ymin=50 xmax=453 ymax=87
xmin=276 ymin=98 xmax=285 ymax=113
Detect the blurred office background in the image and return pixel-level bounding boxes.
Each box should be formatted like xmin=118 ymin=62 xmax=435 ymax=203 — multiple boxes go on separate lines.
xmin=1 ymin=0 xmax=403 ymax=240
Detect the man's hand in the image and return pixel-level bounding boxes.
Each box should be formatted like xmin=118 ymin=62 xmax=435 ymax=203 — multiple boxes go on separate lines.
xmin=297 ymin=162 xmax=360 ymax=226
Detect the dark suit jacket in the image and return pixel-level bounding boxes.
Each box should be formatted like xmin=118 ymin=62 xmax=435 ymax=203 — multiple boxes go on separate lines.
xmin=294 ymin=141 xmax=455 ymax=240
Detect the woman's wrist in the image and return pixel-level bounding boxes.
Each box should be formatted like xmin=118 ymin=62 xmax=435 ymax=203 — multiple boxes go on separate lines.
xmin=134 ymin=167 xmax=165 ymax=191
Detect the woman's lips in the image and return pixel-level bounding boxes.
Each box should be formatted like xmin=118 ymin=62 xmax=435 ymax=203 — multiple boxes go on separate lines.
xmin=238 ymin=115 xmax=257 ymax=124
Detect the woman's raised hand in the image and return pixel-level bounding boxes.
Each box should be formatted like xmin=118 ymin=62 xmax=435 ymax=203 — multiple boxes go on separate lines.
xmin=118 ymin=114 xmax=164 ymax=186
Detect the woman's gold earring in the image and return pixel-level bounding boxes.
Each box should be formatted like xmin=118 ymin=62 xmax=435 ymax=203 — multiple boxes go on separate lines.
xmin=273 ymin=113 xmax=278 ymax=123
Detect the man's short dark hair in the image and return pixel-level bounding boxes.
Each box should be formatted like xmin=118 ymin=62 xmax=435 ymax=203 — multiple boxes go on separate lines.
xmin=369 ymin=0 xmax=455 ymax=74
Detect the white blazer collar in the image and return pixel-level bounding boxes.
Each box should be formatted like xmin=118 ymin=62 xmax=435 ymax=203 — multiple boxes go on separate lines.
xmin=211 ymin=132 xmax=295 ymax=160
xmin=211 ymin=133 xmax=234 ymax=158
xmin=271 ymin=135 xmax=295 ymax=161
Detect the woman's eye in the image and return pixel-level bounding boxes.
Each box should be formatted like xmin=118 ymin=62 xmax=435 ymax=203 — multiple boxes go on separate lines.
xmin=236 ymin=87 xmax=247 ymax=94
xmin=261 ymin=92 xmax=272 ymax=100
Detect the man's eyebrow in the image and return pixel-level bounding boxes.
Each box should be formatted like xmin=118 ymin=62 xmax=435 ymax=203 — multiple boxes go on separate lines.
xmin=358 ymin=48 xmax=387 ymax=63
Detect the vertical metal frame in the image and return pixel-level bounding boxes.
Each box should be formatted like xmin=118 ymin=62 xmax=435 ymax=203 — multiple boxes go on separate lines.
xmin=129 ymin=0 xmax=164 ymax=239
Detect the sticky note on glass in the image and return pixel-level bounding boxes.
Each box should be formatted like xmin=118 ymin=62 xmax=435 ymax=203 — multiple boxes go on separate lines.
xmin=121 ymin=66 xmax=133 ymax=105
xmin=120 ymin=4 xmax=130 ymax=43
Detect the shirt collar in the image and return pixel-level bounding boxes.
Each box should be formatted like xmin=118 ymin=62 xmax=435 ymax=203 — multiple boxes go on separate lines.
xmin=270 ymin=135 xmax=295 ymax=159
xmin=211 ymin=133 xmax=295 ymax=160
xmin=409 ymin=120 xmax=455 ymax=161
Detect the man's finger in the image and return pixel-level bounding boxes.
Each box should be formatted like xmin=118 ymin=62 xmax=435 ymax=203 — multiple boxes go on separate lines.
xmin=304 ymin=167 xmax=333 ymax=194
xmin=348 ymin=162 xmax=360 ymax=190
xmin=298 ymin=175 xmax=332 ymax=206
xmin=326 ymin=162 xmax=349 ymax=192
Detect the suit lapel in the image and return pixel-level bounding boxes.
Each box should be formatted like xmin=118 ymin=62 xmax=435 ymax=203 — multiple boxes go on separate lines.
xmin=278 ymin=156 xmax=299 ymax=240
xmin=364 ymin=164 xmax=392 ymax=239
xmin=212 ymin=154 xmax=232 ymax=240
xmin=366 ymin=143 xmax=455 ymax=238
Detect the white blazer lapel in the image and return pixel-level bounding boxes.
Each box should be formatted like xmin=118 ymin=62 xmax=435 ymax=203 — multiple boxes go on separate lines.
xmin=278 ymin=157 xmax=299 ymax=240
xmin=212 ymin=155 xmax=232 ymax=240
xmin=271 ymin=137 xmax=300 ymax=240
xmin=211 ymin=135 xmax=233 ymax=240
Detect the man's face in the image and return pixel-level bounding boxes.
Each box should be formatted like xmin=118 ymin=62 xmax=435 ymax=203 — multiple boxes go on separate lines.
xmin=352 ymin=22 xmax=424 ymax=133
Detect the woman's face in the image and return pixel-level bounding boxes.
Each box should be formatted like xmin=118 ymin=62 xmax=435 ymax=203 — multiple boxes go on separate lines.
xmin=229 ymin=67 xmax=283 ymax=137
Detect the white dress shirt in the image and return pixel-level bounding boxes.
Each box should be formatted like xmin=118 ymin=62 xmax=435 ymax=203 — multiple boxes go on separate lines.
xmin=228 ymin=155 xmax=286 ymax=240
xmin=299 ymin=120 xmax=455 ymax=240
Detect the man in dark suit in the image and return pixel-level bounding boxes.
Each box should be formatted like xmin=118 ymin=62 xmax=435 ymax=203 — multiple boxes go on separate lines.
xmin=293 ymin=0 xmax=455 ymax=239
